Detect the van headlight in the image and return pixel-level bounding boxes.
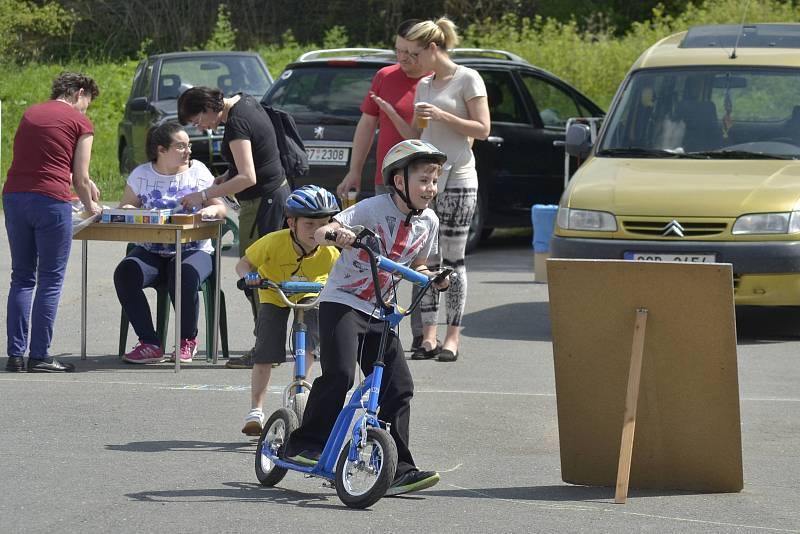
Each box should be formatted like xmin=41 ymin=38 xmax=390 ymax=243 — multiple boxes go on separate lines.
xmin=557 ymin=208 xmax=617 ymax=231
xmin=732 ymin=212 xmax=800 ymax=234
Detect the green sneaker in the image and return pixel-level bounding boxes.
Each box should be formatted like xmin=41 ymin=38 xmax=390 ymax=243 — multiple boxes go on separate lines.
xmin=225 ymin=348 xmax=255 ymax=369
xmin=385 ymin=469 xmax=440 ymax=496
xmin=286 ymin=449 xmax=320 ymax=466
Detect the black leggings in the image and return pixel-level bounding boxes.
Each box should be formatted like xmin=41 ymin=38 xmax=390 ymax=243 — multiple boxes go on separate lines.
xmin=287 ymin=302 xmax=417 ymax=475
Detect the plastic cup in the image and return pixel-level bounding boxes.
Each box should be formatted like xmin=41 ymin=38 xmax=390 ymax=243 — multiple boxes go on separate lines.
xmin=343 ymin=189 xmax=358 ymax=209
xmin=415 ymin=102 xmax=429 ymax=129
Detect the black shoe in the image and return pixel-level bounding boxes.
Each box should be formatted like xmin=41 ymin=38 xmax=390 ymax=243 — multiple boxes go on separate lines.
xmin=5 ymin=356 xmax=24 ymax=372
xmin=437 ymin=349 xmax=458 ymax=362
xmin=411 ymin=341 xmax=441 ymax=360
xmin=410 ymin=335 xmax=424 ymax=351
xmin=385 ymin=469 xmax=440 ymax=496
xmin=225 ymin=348 xmax=254 ymax=369
xmin=27 ymin=357 xmax=75 ymax=373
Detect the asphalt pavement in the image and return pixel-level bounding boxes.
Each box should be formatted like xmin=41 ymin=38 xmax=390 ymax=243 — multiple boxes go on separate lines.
xmin=0 ymin=213 xmax=798 ymax=533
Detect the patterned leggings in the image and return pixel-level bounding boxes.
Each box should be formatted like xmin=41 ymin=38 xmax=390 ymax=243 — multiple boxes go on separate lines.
xmin=416 ymin=178 xmax=478 ymax=328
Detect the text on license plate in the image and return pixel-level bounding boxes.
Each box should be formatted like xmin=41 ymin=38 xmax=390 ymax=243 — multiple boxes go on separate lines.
xmin=307 ymin=147 xmax=349 ymax=166
xmin=624 ymin=252 xmax=716 ymax=262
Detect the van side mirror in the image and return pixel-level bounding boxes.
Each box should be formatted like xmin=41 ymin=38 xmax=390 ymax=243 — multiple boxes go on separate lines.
xmin=565 ymin=123 xmax=592 ymax=159
xmin=128 ymin=97 xmax=150 ymax=112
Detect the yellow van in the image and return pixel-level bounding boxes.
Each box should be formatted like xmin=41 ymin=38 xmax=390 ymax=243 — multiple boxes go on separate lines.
xmin=553 ymin=23 xmax=800 ymax=305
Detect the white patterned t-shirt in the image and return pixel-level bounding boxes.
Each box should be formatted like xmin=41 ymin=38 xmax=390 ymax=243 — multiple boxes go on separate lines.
xmin=126 ymin=160 xmax=215 ymax=255
xmin=320 ymin=194 xmax=439 ymax=318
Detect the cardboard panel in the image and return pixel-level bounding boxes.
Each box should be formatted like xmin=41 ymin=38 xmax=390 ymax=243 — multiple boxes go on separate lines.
xmin=547 ymin=259 xmax=743 ymax=492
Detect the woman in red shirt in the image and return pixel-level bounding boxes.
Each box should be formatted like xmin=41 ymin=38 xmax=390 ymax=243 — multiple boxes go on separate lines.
xmin=3 ymin=72 xmax=101 ymax=373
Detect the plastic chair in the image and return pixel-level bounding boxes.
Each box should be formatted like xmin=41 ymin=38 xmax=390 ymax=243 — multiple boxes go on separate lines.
xmin=221 ymin=215 xmax=239 ymax=251
xmin=117 ymin=244 xmax=229 ymax=361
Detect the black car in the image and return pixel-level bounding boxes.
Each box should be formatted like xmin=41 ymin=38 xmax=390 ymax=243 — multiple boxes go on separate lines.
xmin=262 ymin=48 xmax=604 ymax=251
xmin=117 ymin=51 xmax=273 ymax=175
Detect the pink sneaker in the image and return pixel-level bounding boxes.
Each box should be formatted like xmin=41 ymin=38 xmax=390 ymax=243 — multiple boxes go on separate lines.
xmin=123 ymin=342 xmax=165 ymax=364
xmin=169 ymin=338 xmax=198 ymax=363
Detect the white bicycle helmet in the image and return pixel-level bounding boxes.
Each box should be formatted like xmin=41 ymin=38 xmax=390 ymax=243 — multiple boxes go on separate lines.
xmin=381 ymin=140 xmax=447 ymax=223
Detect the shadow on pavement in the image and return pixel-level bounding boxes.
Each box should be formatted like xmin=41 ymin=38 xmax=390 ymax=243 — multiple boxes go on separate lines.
xmin=126 ymin=481 xmax=345 ymax=509
xmin=423 ymin=484 xmax=704 ymax=502
xmin=462 ymin=301 xmax=551 ymax=342
xmin=735 ymin=306 xmax=800 ymax=345
xmin=106 ymin=440 xmax=254 ymax=454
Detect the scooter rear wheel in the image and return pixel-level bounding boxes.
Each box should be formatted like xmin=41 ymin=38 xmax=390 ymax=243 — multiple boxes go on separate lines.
xmin=334 ymin=427 xmax=398 ymax=509
xmin=255 ymin=408 xmax=298 ymax=486
xmin=291 ymin=391 xmax=308 ymax=425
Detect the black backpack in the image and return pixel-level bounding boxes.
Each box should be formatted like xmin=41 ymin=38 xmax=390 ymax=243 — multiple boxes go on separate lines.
xmin=261 ymin=103 xmax=309 ymax=188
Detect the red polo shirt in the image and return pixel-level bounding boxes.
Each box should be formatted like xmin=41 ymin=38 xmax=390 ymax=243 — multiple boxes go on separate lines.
xmin=3 ymin=100 xmax=94 ymax=202
xmin=361 ymin=64 xmax=427 ymax=185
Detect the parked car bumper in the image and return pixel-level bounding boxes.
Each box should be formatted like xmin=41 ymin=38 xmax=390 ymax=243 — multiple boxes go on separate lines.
xmin=551 ymin=236 xmax=800 ymax=305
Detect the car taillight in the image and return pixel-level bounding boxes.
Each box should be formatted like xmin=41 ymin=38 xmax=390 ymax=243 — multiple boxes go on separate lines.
xmin=327 ymin=60 xmax=358 ymax=66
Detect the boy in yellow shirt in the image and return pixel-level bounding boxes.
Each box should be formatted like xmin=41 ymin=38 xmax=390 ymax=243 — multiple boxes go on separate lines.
xmin=234 ymin=185 xmax=340 ymax=435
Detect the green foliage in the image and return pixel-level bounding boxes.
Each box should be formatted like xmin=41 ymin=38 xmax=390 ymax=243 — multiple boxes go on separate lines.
xmin=0 ymin=0 xmax=78 ymax=62
xmin=204 ymin=3 xmax=238 ymax=51
xmin=323 ymin=25 xmax=350 ymax=49
xmin=3 ymin=0 xmax=800 ymax=203
xmin=1 ymin=61 xmax=138 ymax=200
xmin=463 ymin=0 xmax=800 ymax=109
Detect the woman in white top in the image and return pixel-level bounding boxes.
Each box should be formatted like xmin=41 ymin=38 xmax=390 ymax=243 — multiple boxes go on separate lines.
xmin=113 ymin=121 xmax=226 ymax=365
xmin=374 ymin=17 xmax=490 ymax=362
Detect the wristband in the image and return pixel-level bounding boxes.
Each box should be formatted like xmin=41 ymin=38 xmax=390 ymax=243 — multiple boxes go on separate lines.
xmin=201 ymin=189 xmax=208 ymax=202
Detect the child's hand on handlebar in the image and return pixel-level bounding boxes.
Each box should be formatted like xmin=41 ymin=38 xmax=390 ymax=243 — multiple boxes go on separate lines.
xmin=324 ymin=228 xmax=357 ymax=249
xmin=431 ymin=267 xmax=453 ymax=291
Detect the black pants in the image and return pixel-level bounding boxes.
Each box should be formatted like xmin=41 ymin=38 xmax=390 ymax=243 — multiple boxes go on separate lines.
xmin=286 ymin=302 xmax=417 ymax=475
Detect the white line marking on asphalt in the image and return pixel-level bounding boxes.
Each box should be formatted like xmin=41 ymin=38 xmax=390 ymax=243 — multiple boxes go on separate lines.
xmin=438 ymin=463 xmax=463 ymax=473
xmin=447 ymin=484 xmax=800 ymax=532
xmin=0 ymin=378 xmax=798 ymax=403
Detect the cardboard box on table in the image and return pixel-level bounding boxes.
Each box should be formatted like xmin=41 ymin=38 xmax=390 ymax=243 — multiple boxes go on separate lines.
xmin=101 ymin=208 xmax=173 ymax=224
xmin=546 ymin=259 xmax=743 ymax=493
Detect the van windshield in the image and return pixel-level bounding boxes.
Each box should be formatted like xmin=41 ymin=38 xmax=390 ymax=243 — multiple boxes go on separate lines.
xmin=597 ymin=67 xmax=800 ymax=159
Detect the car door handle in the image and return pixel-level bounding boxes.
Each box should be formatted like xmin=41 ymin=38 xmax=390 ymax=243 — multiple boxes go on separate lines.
xmin=487 ymin=136 xmax=504 ymax=146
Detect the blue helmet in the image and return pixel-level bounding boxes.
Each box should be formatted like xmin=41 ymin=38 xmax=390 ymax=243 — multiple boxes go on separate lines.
xmin=285 ymin=185 xmax=340 ymax=218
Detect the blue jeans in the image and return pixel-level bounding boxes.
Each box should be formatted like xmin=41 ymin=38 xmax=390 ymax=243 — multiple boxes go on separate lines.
xmin=3 ymin=192 xmax=73 ymax=359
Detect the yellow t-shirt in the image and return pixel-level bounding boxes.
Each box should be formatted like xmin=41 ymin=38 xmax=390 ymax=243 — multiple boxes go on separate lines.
xmin=245 ymin=228 xmax=340 ymax=306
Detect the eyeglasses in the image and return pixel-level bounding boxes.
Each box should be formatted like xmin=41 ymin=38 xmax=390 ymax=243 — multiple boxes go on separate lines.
xmin=394 ymin=46 xmax=426 ymax=61
xmin=171 ymin=142 xmax=192 ymax=151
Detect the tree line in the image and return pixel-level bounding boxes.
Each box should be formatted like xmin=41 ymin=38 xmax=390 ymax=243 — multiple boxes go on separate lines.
xmin=5 ymin=0 xmax=695 ymax=62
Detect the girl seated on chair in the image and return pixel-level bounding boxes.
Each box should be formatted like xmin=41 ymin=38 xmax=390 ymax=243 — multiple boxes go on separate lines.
xmin=114 ymin=121 xmax=226 ymax=364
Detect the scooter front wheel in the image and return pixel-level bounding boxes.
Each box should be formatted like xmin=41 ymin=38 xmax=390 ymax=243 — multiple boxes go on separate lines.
xmin=334 ymin=427 xmax=398 ymax=509
xmin=255 ymin=408 xmax=298 ymax=487
xmin=291 ymin=391 xmax=308 ymax=425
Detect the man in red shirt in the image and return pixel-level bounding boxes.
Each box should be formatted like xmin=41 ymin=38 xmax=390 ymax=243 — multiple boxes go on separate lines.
xmin=336 ymin=19 xmax=429 ymax=198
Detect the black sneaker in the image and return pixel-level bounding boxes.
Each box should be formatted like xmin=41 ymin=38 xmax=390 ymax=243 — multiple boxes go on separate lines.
xmin=225 ymin=348 xmax=255 ymax=369
xmin=5 ymin=356 xmax=24 ymax=372
xmin=27 ymin=357 xmax=75 ymax=373
xmin=385 ymin=469 xmax=440 ymax=496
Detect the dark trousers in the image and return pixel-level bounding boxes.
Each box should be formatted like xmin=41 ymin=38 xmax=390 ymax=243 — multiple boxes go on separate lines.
xmin=113 ymin=246 xmax=212 ymax=344
xmin=287 ymin=302 xmax=417 ymax=475
xmin=3 ymin=192 xmax=72 ymax=359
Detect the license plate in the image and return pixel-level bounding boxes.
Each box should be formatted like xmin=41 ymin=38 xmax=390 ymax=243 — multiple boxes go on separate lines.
xmin=307 ymin=146 xmax=349 ymax=166
xmin=624 ymin=252 xmax=717 ymax=262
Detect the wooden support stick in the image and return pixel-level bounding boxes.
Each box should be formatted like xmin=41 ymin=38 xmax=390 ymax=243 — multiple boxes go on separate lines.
xmin=615 ymin=307 xmax=649 ymax=504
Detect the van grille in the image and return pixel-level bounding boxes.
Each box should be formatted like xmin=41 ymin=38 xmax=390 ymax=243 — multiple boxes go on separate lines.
xmin=622 ymin=220 xmax=728 ymax=237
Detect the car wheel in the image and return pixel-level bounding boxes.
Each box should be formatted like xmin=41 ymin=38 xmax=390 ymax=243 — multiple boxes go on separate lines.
xmin=466 ymin=193 xmax=489 ymax=254
xmin=119 ymin=142 xmax=136 ymax=174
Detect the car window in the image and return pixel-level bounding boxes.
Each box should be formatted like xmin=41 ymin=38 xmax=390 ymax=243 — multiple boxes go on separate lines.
xmin=521 ymin=73 xmax=581 ymax=129
xmin=478 ymin=70 xmax=527 ymax=124
xmin=599 ymin=67 xmax=800 ymax=156
xmin=134 ymin=63 xmax=153 ymax=99
xmin=158 ymin=56 xmax=270 ymax=100
xmin=266 ymin=66 xmax=379 ymax=119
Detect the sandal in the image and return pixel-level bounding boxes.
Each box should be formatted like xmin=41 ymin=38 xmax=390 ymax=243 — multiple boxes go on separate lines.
xmin=411 ymin=341 xmax=441 ymax=360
